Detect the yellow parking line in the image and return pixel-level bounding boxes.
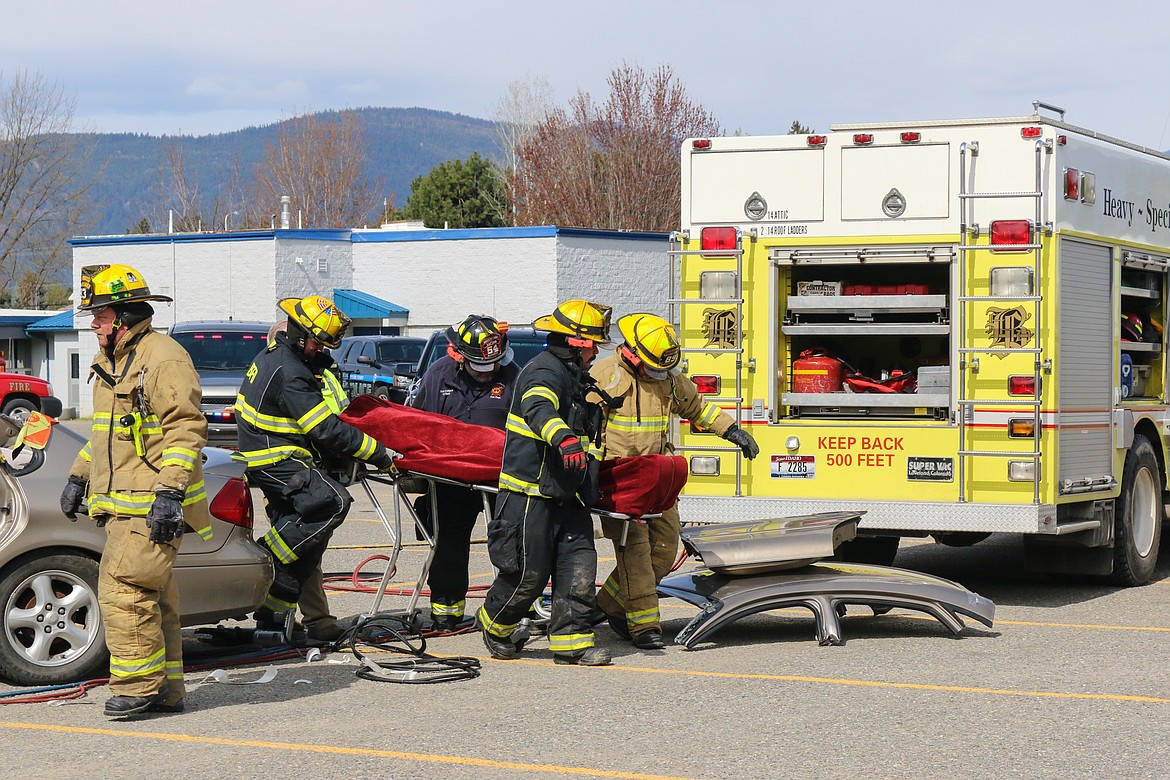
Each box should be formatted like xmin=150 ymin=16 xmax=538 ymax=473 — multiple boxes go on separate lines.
xmin=482 ymin=658 xmax=1170 ymax=704
xmin=0 ymin=723 xmax=695 ymax=780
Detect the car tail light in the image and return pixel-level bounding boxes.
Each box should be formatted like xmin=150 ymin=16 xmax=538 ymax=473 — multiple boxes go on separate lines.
xmin=692 ymin=375 xmax=721 ymax=394
xmin=1063 ymin=167 xmax=1080 ymax=201
xmin=210 ymin=477 xmax=253 ymax=529
xmin=1020 ymin=126 xmax=1042 ymax=138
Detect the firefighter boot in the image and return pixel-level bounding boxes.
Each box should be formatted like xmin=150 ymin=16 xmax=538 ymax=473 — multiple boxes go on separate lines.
xmin=632 ymin=628 xmax=666 ymax=650
xmin=104 ymin=687 xmax=169 ymax=718
xmin=481 ymin=628 xmax=518 ymax=660
xmin=553 ymin=647 xmax=613 ymax=666
xmin=607 ymin=614 xmax=631 ymax=640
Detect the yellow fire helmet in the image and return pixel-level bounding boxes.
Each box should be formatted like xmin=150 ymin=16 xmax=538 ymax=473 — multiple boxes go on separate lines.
xmin=77 ymin=264 xmax=173 ymax=311
xmin=532 ymin=299 xmax=613 ymax=346
xmin=278 ymin=295 xmax=351 ymax=349
xmin=618 ymin=313 xmax=681 ymax=371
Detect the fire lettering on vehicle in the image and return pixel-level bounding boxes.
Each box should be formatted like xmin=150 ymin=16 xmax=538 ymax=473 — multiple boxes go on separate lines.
xmin=817 ymin=435 xmax=904 ymax=468
xmin=9 ymin=381 xmax=29 ymax=392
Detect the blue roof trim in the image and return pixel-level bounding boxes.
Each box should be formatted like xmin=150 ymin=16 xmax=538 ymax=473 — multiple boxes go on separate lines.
xmin=333 ymin=289 xmax=409 ymax=319
xmin=26 ymin=309 xmax=74 ymax=332
xmin=350 ymin=226 xmax=668 ymax=243
xmin=69 ymin=229 xmax=351 ymax=247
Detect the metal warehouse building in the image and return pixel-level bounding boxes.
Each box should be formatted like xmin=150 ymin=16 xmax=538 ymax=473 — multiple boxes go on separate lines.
xmin=58 ymin=225 xmax=669 ymax=417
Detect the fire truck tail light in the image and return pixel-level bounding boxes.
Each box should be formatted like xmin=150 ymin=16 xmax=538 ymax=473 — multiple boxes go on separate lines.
xmin=1020 ymin=126 xmax=1042 ymax=138
xmin=690 ymin=456 xmax=720 ymax=476
xmin=1008 ymin=375 xmax=1036 ymax=395
xmin=853 ymin=133 xmax=874 ymax=145
xmin=1008 ymin=419 xmax=1036 ymax=438
xmin=700 ymin=227 xmax=738 ymax=254
xmin=700 ymin=270 xmax=737 ymax=299
xmin=807 ymin=135 xmax=827 ymax=147
xmin=1057 ymin=135 xmax=1068 ymax=145
xmin=990 ymin=220 xmax=1032 ymax=250
xmin=1008 ymin=461 xmax=1036 ymax=481
xmin=692 ymin=375 xmax=721 ymax=394
xmin=692 ymin=138 xmax=712 ymax=150
xmin=990 ymin=267 xmax=1034 ymax=296
xmin=900 ymin=132 xmax=921 ymax=144
xmin=1080 ymin=172 xmax=1096 ymax=204
xmin=1063 ymin=167 xmax=1080 ymax=201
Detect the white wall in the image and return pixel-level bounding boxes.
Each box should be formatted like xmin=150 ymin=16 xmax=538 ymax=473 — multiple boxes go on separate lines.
xmin=555 ymin=236 xmax=670 ymax=323
xmin=274 ymin=237 xmax=355 ymax=312
xmin=353 ymin=235 xmax=559 ymax=337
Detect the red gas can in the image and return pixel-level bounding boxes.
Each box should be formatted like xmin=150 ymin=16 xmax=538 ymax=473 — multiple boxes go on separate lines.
xmin=792 ymin=349 xmax=845 ymax=393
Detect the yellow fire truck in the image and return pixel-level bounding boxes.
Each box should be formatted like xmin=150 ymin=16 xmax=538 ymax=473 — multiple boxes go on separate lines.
xmin=673 ymin=102 xmax=1170 ymax=584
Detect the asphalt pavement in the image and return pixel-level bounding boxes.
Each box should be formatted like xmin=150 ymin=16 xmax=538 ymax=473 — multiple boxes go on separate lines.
xmin=3 ymin=463 xmax=1170 ymax=779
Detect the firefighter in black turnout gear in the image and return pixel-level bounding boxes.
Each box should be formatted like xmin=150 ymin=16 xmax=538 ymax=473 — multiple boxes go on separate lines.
xmin=235 ymin=295 xmax=396 ymax=630
xmin=411 ymin=315 xmax=519 ymax=631
xmin=478 ymin=300 xmax=614 ymax=666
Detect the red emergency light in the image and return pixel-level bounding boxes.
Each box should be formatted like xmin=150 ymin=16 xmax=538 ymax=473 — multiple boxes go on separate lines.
xmin=1020 ymin=126 xmax=1042 ymax=138
xmin=853 ymin=133 xmax=874 ymax=145
xmin=900 ymin=132 xmax=921 ymax=144
xmin=990 ymin=220 xmax=1032 ymax=250
xmin=807 ymin=135 xmax=827 ymax=147
xmin=692 ymin=139 xmax=712 ymax=150
xmin=700 ymin=227 xmax=738 ymax=253
xmin=1008 ymin=375 xmax=1036 ymax=395
xmin=691 ymin=375 xmax=721 ymax=394
xmin=1063 ymin=168 xmax=1080 ymax=201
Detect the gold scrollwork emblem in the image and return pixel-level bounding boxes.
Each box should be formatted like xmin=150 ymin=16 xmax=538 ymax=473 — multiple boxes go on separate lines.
xmin=701 ymin=308 xmax=738 ymax=349
xmin=984 ymin=305 xmax=1033 ymax=356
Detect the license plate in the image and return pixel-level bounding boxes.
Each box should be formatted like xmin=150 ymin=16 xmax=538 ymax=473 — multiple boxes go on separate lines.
xmin=771 ymin=454 xmax=815 ymax=479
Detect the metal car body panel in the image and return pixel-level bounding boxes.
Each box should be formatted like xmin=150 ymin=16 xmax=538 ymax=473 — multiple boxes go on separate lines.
xmin=0 ymin=424 xmax=272 ymax=638
xmin=660 ymin=514 xmax=995 ymax=648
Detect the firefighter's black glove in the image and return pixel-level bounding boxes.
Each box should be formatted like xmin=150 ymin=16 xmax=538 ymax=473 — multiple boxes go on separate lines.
xmin=558 ymin=436 xmax=587 ymax=472
xmin=371 ymin=447 xmax=402 ymax=472
xmin=724 ymin=425 xmax=760 ymax=460
xmin=60 ymin=475 xmax=88 ymax=520
xmin=146 ymin=490 xmax=186 ymax=544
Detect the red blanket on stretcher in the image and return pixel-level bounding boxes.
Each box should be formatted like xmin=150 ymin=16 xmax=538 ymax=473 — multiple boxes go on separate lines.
xmin=341 ymin=395 xmax=687 ymax=515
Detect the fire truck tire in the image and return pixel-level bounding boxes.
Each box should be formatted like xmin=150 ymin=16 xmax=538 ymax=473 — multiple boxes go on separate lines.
xmin=1110 ymin=434 xmax=1163 ymax=586
xmin=834 ymin=535 xmax=899 ymax=566
xmin=932 ymin=532 xmax=992 ymax=547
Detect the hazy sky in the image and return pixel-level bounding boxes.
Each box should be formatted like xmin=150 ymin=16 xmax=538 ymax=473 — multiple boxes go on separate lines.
xmin=4 ymin=0 xmax=1169 ymax=149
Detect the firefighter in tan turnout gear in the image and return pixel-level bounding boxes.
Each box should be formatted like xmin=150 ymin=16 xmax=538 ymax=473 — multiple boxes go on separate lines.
xmin=235 ymin=296 xmax=397 ymax=636
xmin=591 ymin=313 xmax=759 ymax=649
xmin=59 ymin=264 xmax=210 ymax=717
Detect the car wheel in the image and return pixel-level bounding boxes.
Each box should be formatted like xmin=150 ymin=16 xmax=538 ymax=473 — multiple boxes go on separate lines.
xmin=0 ymin=554 xmax=107 ymax=685
xmin=372 ymin=386 xmax=391 ymax=400
xmin=1 ymin=399 xmax=36 ymax=426
xmin=1110 ymin=434 xmax=1163 ymax=586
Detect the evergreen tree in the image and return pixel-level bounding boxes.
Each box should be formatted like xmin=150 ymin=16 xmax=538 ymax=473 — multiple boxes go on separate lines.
xmin=403 ymin=153 xmax=509 ymax=229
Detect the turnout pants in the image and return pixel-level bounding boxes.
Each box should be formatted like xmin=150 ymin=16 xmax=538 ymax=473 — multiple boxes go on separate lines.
xmin=415 ymin=484 xmax=493 ymax=622
xmin=478 ymin=491 xmax=599 ymax=658
xmin=249 ymin=460 xmax=353 ymax=615
xmin=99 ymin=515 xmax=185 ymax=705
xmin=597 ymin=503 xmax=681 ymax=637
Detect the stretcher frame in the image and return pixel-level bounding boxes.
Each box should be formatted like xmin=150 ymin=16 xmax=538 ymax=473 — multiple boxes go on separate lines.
xmin=355 ymin=467 xmax=498 ymax=623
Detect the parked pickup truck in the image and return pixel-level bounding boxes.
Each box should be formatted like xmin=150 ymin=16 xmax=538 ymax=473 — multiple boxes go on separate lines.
xmin=0 ymin=373 xmax=63 ymax=424
xmin=335 ymin=335 xmax=427 ymax=404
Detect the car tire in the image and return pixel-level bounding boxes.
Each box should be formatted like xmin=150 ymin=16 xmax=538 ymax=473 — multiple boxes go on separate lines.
xmin=1 ymin=398 xmax=36 ymax=426
xmin=0 ymin=553 xmax=107 ymax=685
xmin=1110 ymin=434 xmax=1163 ymax=586
xmin=372 ymin=386 xmax=391 ymax=401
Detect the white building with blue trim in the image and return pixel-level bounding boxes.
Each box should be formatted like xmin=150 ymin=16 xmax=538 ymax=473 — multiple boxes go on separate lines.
xmin=57 ymin=225 xmax=669 ymax=417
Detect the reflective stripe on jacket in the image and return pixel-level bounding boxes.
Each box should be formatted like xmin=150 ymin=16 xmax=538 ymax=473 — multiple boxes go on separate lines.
xmin=234 ymin=334 xmax=383 ymax=470
xmin=498 ymin=350 xmax=600 ymax=502
xmin=69 ymin=319 xmax=212 ymax=540
xmin=589 ymin=354 xmax=735 ymax=458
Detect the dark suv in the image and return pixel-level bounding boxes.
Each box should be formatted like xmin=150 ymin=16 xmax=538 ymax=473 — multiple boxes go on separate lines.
xmin=169 ymin=321 xmax=271 ymax=447
xmin=403 ymin=326 xmax=547 ymax=403
xmin=335 ymin=335 xmax=427 ymax=403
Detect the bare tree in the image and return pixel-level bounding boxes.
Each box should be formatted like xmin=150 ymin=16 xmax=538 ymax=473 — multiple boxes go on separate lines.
xmin=156 ymin=137 xmax=222 ymax=232
xmin=509 ymin=63 xmax=721 ymax=232
xmin=491 ymin=76 xmax=555 ymax=225
xmin=247 ymin=111 xmax=378 ymax=229
xmin=0 ymin=69 xmax=93 ymax=300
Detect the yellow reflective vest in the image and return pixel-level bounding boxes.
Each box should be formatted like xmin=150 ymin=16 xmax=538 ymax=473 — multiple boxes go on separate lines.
xmin=69 ymin=318 xmax=212 ymax=540
xmin=590 ymin=353 xmax=735 ymax=458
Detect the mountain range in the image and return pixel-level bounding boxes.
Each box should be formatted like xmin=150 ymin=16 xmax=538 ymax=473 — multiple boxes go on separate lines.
xmin=76 ymin=107 xmax=504 ymax=236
